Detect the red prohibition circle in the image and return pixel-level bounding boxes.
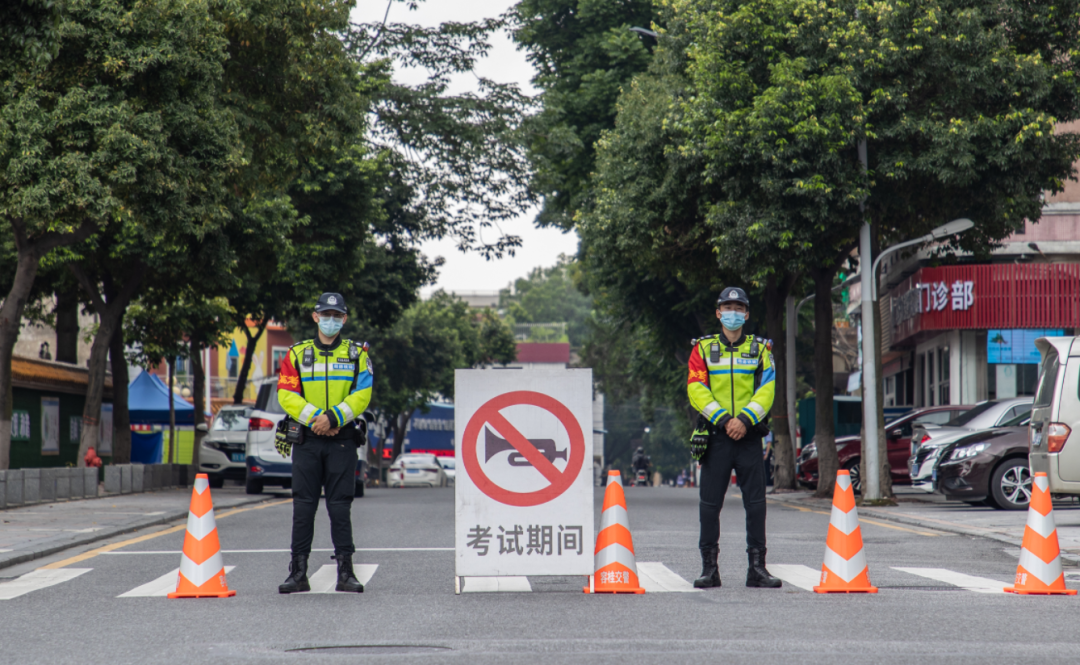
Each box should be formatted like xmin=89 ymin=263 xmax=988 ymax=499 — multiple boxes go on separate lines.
xmin=461 ymin=391 xmax=585 ymax=507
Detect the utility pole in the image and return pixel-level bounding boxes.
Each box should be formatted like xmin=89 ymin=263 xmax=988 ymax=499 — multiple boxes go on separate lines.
xmin=858 ymin=139 xmax=882 ymax=501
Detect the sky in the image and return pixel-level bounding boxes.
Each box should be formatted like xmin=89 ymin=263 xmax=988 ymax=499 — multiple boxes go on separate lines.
xmin=351 ymin=0 xmax=580 ymax=296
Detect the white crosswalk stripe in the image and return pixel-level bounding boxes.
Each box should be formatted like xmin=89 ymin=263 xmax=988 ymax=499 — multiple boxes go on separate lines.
xmin=768 ymin=564 xmax=821 ymax=591
xmin=892 ymin=567 xmax=1008 ymax=593
xmin=308 ymin=564 xmax=378 ymax=593
xmin=0 ymin=568 xmax=92 ymax=600
xmin=117 ymin=566 xmax=236 ymax=598
xmin=637 ymin=562 xmax=698 ymax=592
xmin=461 ymin=576 xmax=532 ymax=592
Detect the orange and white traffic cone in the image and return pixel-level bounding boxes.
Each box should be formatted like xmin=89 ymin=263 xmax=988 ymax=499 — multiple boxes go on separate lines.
xmin=168 ymin=473 xmax=236 ymax=598
xmin=814 ymin=469 xmax=877 ymax=594
xmin=1005 ymin=472 xmax=1077 ymax=596
xmin=584 ymin=471 xmax=645 ymax=594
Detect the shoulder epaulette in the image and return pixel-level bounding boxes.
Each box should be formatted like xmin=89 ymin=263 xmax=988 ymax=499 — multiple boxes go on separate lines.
xmin=291 ymin=339 xmax=313 ymax=349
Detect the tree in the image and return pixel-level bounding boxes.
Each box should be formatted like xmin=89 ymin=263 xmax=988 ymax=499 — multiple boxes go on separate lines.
xmin=510 ymin=0 xmax=658 ymax=228
xmin=675 ymin=0 xmax=1080 ymax=497
xmin=0 ymin=0 xmax=237 ymax=469
xmin=344 ymin=293 xmax=515 ymax=476
xmin=499 ymin=256 xmax=592 ymax=348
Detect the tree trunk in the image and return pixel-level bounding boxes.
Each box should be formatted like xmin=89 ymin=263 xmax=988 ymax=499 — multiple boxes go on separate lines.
xmin=232 ymin=319 xmax=268 ymax=404
xmin=55 ymin=289 xmax=79 ymax=365
xmin=765 ymin=275 xmax=796 ymax=490
xmin=191 ymin=344 xmax=205 ymax=471
xmin=71 ymin=263 xmax=146 ymax=466
xmin=168 ymin=356 xmax=176 ymax=464
xmin=0 ymin=251 xmax=42 ymax=470
xmin=812 ymin=265 xmax=840 ymax=498
xmin=109 ymin=326 xmax=131 ymax=463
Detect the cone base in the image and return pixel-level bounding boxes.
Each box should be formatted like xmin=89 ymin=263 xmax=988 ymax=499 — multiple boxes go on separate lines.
xmin=167 ymin=590 xmax=236 ymax=598
xmin=813 ymin=586 xmax=878 ymax=594
xmin=1004 ymin=587 xmax=1077 ymax=596
xmin=583 ymin=586 xmax=645 ymax=594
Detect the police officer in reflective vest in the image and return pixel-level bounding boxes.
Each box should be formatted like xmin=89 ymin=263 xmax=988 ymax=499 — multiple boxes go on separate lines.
xmin=686 ymin=287 xmax=782 ymax=589
xmin=276 ymin=292 xmax=373 ymax=594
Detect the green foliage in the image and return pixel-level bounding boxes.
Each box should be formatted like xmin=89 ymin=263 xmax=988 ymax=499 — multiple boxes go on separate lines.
xmin=0 ymin=0 xmax=63 ymax=68
xmin=499 ymin=255 xmax=591 ymax=348
xmin=511 ymin=0 xmax=658 ymax=229
xmin=125 ymin=296 xmax=234 ymax=369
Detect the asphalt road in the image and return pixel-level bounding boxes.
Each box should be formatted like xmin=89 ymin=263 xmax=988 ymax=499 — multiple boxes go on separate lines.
xmin=2 ymin=484 xmax=1079 ymax=664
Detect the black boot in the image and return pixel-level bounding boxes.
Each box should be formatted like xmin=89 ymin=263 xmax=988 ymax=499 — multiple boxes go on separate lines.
xmin=334 ymin=554 xmax=364 ymax=593
xmin=278 ymin=554 xmax=310 ymax=594
xmin=746 ymin=547 xmax=782 ymax=588
xmin=693 ymin=546 xmax=721 ymax=589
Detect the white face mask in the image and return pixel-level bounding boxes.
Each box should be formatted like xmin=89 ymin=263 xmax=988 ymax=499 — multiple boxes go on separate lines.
xmin=318 ymin=314 xmax=344 ymax=336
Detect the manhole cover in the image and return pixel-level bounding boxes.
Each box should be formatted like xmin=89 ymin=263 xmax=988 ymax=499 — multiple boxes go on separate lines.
xmin=287 ymin=645 xmax=452 ymax=655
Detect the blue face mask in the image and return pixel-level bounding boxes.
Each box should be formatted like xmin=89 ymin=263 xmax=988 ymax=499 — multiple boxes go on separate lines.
xmin=720 ymin=311 xmax=746 ymax=331
xmin=318 ymin=315 xmax=344 ymax=337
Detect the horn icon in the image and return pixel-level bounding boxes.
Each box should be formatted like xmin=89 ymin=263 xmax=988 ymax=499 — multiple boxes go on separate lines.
xmin=484 ymin=427 xmax=568 ymax=467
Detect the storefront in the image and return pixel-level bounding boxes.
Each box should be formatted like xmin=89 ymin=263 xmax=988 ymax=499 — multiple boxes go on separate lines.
xmin=885 ymin=263 xmax=1080 ymax=407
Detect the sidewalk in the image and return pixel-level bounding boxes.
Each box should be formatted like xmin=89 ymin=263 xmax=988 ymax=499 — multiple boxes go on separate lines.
xmin=769 ymin=485 xmax=1080 ymax=564
xmin=0 ymin=486 xmax=279 ymax=571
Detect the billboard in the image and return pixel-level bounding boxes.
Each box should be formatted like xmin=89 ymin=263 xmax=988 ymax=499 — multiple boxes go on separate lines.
xmin=988 ymin=329 xmax=1064 ymax=364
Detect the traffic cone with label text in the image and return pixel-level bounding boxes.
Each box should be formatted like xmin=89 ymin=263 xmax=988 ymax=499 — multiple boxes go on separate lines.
xmin=813 ymin=470 xmax=877 ymax=594
xmin=584 ymin=471 xmax=645 ymax=594
xmin=1005 ymin=472 xmax=1076 ymax=595
xmin=168 ymin=473 xmax=236 ymax=598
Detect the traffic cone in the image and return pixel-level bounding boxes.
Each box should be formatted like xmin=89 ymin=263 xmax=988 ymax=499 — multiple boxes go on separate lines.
xmin=584 ymin=471 xmax=645 ymax=594
xmin=1005 ymin=472 xmax=1077 ymax=596
xmin=168 ymin=473 xmax=236 ymax=598
xmin=813 ymin=470 xmax=877 ymax=594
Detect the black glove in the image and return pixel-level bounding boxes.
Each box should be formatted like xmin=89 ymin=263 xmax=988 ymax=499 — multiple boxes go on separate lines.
xmin=689 ymin=427 xmax=710 ymax=462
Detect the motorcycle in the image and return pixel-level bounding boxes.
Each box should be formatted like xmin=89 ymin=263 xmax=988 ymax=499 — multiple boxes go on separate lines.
xmin=634 ymin=468 xmax=649 ymax=487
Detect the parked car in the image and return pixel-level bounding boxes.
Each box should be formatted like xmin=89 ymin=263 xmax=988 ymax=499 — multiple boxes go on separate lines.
xmin=388 ymin=453 xmax=447 ymax=488
xmin=245 ymin=381 xmax=369 ymax=496
xmin=936 ymin=413 xmax=1033 ymax=510
xmin=910 ymin=397 xmax=1033 ymax=451
xmin=1029 ymin=336 xmax=1080 ymax=495
xmin=795 ymin=405 xmax=970 ymax=492
xmin=909 ymin=398 xmax=1033 ymax=490
xmin=437 ymin=456 xmax=456 ymax=485
xmin=197 ymin=405 xmax=252 ymax=488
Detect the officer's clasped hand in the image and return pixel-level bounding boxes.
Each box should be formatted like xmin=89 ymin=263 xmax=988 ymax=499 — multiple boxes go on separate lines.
xmin=310 ymin=413 xmax=339 ymax=437
xmin=725 ymin=417 xmax=747 ymax=441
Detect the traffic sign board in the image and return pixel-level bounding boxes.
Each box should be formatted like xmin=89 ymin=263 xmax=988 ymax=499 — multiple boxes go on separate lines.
xmin=462 ymin=391 xmax=585 ymax=507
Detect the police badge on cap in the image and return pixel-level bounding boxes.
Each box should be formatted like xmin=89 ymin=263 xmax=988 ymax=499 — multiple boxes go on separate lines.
xmin=717 ymin=286 xmax=750 ymax=307
xmin=314 ymin=292 xmax=348 ymax=314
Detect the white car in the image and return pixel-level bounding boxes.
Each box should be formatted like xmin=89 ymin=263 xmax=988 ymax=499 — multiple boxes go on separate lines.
xmin=436 ymin=456 xmax=455 ymax=485
xmin=197 ymin=405 xmax=252 ymax=488
xmin=388 ymin=453 xmax=447 ymax=488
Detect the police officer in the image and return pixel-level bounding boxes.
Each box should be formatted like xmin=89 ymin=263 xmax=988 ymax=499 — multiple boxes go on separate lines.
xmin=276 ymin=293 xmax=373 ymax=594
xmin=686 ymin=287 xmax=781 ymax=589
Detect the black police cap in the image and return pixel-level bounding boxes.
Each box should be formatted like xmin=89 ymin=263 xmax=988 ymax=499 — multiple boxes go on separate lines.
xmin=717 ymin=286 xmax=750 ymax=307
xmin=314 ymin=292 xmax=348 ymax=314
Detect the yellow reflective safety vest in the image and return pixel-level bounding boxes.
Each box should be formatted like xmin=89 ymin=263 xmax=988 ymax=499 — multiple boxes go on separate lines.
xmin=686 ymin=333 xmax=775 ymax=430
xmin=276 ymin=337 xmax=373 ymax=430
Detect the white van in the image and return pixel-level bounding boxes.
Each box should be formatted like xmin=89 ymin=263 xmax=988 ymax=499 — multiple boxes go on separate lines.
xmin=1029 ymin=337 xmax=1080 ymax=493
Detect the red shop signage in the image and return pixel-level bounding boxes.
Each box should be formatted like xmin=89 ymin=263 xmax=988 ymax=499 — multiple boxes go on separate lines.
xmin=890 ymin=263 xmax=1080 ymax=342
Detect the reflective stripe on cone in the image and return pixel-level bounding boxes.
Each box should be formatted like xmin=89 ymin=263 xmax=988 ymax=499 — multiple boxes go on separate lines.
xmin=1005 ymin=473 xmax=1076 ymax=596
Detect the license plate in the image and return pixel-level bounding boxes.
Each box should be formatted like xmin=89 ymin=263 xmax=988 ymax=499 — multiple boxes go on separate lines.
xmin=231 ymin=453 xmax=245 ymax=462
xmin=406 ymin=469 xmax=420 ymax=474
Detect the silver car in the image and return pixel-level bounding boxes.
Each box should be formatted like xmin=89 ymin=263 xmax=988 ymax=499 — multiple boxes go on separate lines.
xmin=909 ymin=397 xmax=1033 ymax=491
xmin=387 ymin=453 xmax=447 ymax=488
xmin=197 ymin=405 xmax=252 ymax=488
xmin=1030 ymin=337 xmax=1080 ymax=494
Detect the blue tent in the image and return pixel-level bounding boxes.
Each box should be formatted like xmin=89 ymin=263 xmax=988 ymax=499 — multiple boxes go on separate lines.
xmin=128 ymin=370 xmax=195 ymax=425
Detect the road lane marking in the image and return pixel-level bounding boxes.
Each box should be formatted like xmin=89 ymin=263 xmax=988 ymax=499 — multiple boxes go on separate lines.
xmin=0 ymin=568 xmax=92 ymax=600
xmin=41 ymin=499 xmax=291 ymax=569
xmin=308 ymin=564 xmax=378 ymax=593
xmin=766 ymin=499 xmax=942 ymax=537
xmin=117 ymin=566 xmax=236 ymax=597
xmin=103 ymin=547 xmax=453 ymax=555
xmin=637 ymin=562 xmax=698 ymax=592
xmin=462 ymin=576 xmax=532 ymax=592
xmin=892 ymin=567 xmax=1008 ymax=593
xmin=768 ymin=564 xmax=821 ymax=591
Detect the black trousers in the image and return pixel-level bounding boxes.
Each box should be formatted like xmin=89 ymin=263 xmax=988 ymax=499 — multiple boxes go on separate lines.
xmin=698 ymin=429 xmax=767 ymax=551
xmin=291 ymin=437 xmax=357 ymax=557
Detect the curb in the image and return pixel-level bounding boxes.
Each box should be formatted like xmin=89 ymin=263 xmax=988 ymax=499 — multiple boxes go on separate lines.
xmin=771 ymin=496 xmax=1080 ymax=566
xmin=0 ymin=494 xmax=277 ymax=572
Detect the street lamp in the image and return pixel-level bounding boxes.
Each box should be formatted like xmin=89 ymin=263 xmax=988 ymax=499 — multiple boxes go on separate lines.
xmin=860 ymin=217 xmax=974 ymax=500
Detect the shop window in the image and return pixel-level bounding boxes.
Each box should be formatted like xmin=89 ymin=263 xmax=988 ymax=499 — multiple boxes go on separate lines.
xmin=884 ymin=376 xmax=896 ymax=407
xmin=1017 ymin=364 xmax=1039 ymax=396
xmin=226 ymin=356 xmax=239 ymax=379
xmin=938 ymin=347 xmax=950 ymax=405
